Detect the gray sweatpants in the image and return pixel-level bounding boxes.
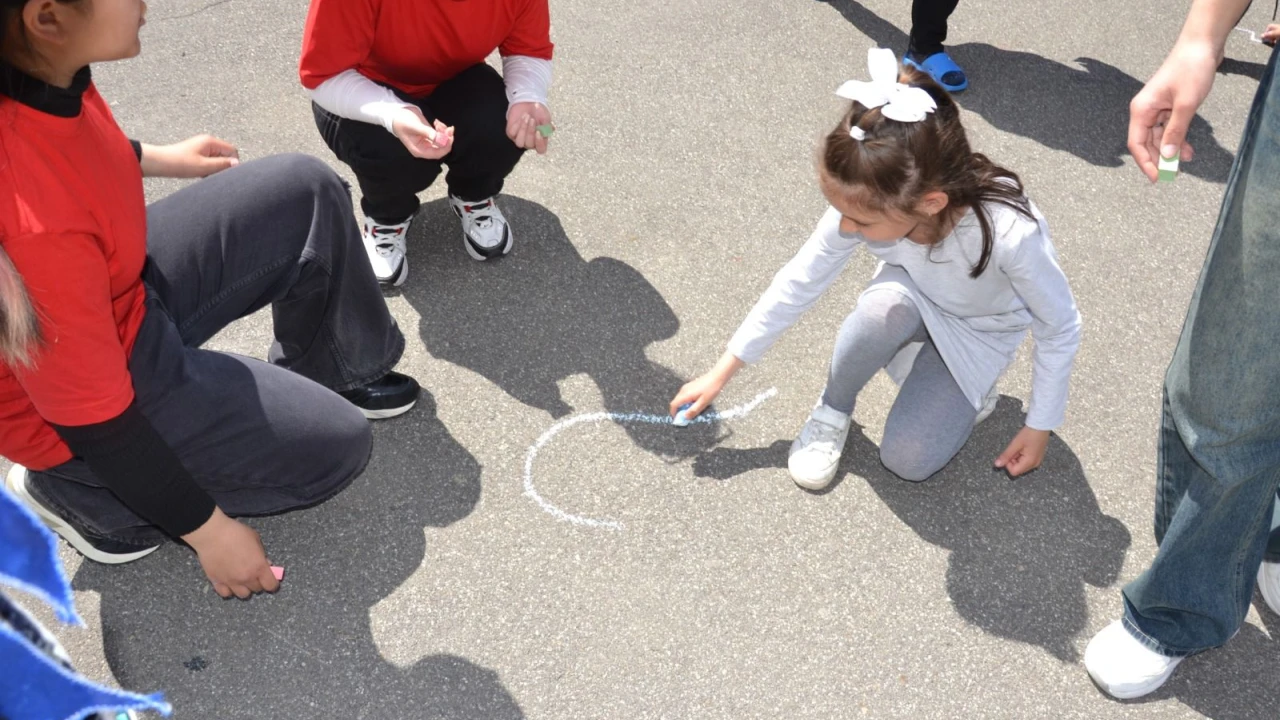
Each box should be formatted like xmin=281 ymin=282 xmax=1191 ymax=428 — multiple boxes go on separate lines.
xmin=28 ymin=155 xmax=405 ymax=546
xmin=821 ymin=287 xmax=979 ymax=482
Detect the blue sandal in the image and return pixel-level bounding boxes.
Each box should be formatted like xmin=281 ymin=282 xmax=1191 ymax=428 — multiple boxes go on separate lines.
xmin=904 ymin=51 xmax=968 ymax=93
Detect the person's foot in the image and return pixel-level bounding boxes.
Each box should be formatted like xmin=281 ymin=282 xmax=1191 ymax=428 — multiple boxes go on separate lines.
xmin=1258 ymin=560 xmax=1280 ymax=616
xmin=905 ymin=50 xmax=969 ymax=93
xmin=5 ymin=465 xmax=160 ymax=565
xmin=361 ymin=216 xmax=411 ymax=286
xmin=338 ymin=371 xmax=420 ymax=419
xmin=1084 ymin=619 xmax=1183 ymax=699
xmin=449 ymin=195 xmax=513 ymax=260
xmin=788 ymin=404 xmax=851 ymax=490
xmin=975 ymin=386 xmax=999 ymax=425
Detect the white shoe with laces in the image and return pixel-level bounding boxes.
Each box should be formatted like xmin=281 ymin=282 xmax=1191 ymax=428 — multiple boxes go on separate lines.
xmin=449 ymin=195 xmax=514 ymax=260
xmin=361 ymin=216 xmax=411 ymax=286
xmin=976 ymin=386 xmax=999 ymax=425
xmin=1084 ymin=619 xmax=1183 ymax=699
xmin=1259 ymin=560 xmax=1280 ymax=616
xmin=788 ymin=404 xmax=852 ymax=490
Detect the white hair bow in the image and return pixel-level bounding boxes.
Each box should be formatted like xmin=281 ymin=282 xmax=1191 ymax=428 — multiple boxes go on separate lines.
xmin=835 ymin=48 xmax=938 ymax=134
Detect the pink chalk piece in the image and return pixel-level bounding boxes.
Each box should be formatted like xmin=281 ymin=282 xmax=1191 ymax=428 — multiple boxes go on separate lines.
xmin=270 ymin=565 xmax=285 ymax=581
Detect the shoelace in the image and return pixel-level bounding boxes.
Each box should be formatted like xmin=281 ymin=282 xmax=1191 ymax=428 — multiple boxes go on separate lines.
xmin=368 ymin=223 xmax=408 ymax=257
xmin=801 ymin=417 xmax=843 ymax=449
xmin=457 ymin=199 xmax=496 ymax=230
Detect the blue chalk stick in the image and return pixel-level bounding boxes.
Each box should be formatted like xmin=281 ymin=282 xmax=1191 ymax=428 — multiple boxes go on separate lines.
xmin=673 ymin=403 xmax=693 ymax=427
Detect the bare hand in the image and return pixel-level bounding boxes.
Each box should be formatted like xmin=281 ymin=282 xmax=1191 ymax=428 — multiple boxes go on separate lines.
xmin=140 ymin=134 xmax=239 ymax=178
xmin=506 ymin=102 xmax=553 ymax=155
xmin=182 ymin=507 xmax=280 ymax=599
xmin=1264 ymin=24 xmax=1280 ymax=46
xmin=669 ymin=353 xmax=744 ymax=420
xmin=390 ymin=106 xmax=454 ymax=160
xmin=994 ymin=426 xmax=1051 ymax=477
xmin=1127 ymin=40 xmax=1219 ymax=182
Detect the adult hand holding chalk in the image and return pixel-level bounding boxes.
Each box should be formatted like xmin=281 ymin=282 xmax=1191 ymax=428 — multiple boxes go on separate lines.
xmin=670 ymin=351 xmax=746 ymax=421
xmin=1126 ymin=32 xmax=1217 ymax=182
xmin=506 ymin=101 xmax=554 ymax=155
xmin=390 ymin=106 xmax=453 ymax=160
xmin=182 ymin=508 xmax=282 ymax=599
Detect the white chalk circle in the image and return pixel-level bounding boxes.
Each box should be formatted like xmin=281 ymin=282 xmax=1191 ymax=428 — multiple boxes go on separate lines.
xmin=522 ymin=388 xmax=778 ymax=530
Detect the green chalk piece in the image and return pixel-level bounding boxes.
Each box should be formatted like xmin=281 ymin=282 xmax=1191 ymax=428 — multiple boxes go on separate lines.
xmin=1157 ymin=154 xmax=1179 ymax=183
xmin=536 ymin=124 xmax=555 ymax=138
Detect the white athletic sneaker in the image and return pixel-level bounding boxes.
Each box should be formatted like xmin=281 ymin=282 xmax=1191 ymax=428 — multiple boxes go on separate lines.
xmin=5 ymin=465 xmax=159 ymax=565
xmin=1084 ymin=619 xmax=1183 ymax=699
xmin=788 ymin=404 xmax=852 ymax=490
xmin=975 ymin=386 xmax=999 ymax=425
xmin=1259 ymin=560 xmax=1280 ymax=616
xmin=449 ymin=195 xmax=513 ymax=260
xmin=361 ymin=216 xmax=411 ymax=286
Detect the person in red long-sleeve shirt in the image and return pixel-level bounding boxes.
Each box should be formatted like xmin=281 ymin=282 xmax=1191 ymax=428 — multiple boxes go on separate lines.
xmin=0 ymin=0 xmax=420 ymax=601
xmin=300 ymin=0 xmax=556 ymax=287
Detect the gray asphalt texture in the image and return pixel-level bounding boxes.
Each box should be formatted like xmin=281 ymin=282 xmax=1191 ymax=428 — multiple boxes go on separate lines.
xmin=11 ymin=0 xmax=1280 ymax=718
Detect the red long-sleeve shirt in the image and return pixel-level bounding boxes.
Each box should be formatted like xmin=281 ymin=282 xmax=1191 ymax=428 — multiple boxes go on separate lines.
xmin=299 ymin=0 xmax=554 ymax=98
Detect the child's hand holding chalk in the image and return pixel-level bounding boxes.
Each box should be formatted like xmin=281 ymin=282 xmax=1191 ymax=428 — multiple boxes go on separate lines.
xmin=390 ymin=107 xmax=453 ymax=160
xmin=506 ymin=102 xmax=554 ymax=155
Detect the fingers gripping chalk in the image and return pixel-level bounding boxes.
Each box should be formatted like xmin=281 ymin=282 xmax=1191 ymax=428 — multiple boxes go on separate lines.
xmin=536 ymin=124 xmax=555 ymax=138
xmin=1158 ymin=154 xmax=1179 ymax=182
xmin=270 ymin=566 xmax=285 ymax=581
xmin=672 ymin=403 xmax=693 ymax=427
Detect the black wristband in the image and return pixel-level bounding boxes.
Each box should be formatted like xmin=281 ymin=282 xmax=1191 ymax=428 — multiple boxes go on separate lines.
xmin=129 ymin=139 xmax=142 ymax=162
xmin=52 ymin=402 xmax=215 ymax=538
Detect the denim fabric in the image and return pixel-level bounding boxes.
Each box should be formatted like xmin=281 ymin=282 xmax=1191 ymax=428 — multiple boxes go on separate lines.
xmin=1121 ymin=47 xmax=1280 ymax=657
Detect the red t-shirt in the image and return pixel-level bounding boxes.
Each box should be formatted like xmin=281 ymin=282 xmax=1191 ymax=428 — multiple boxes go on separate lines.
xmin=299 ymin=0 xmax=554 ymax=97
xmin=0 ymin=81 xmax=148 ymax=470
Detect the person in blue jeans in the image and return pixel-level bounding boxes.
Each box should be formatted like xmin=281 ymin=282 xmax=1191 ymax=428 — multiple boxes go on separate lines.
xmin=1083 ymin=0 xmax=1280 ymax=699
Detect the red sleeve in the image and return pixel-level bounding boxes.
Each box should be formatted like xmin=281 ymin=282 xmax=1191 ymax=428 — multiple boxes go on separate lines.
xmin=6 ymin=233 xmax=135 ymax=427
xmin=499 ymin=0 xmax=554 ymax=59
xmin=299 ymin=0 xmax=379 ymax=89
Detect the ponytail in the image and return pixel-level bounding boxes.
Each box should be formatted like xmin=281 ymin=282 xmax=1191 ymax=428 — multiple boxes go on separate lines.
xmin=0 ymin=245 xmax=40 ymax=367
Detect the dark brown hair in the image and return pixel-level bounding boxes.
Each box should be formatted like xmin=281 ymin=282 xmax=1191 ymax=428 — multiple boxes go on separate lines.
xmin=821 ymin=65 xmax=1032 ymax=278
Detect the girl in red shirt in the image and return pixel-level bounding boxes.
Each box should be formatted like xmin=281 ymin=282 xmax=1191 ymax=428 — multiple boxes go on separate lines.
xmin=300 ymin=0 xmax=555 ymax=286
xmin=0 ymin=0 xmax=419 ymax=601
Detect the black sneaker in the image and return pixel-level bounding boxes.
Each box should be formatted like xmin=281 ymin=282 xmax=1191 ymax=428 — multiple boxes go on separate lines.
xmin=338 ymin=371 xmax=420 ymax=420
xmin=5 ymin=465 xmax=160 ymax=565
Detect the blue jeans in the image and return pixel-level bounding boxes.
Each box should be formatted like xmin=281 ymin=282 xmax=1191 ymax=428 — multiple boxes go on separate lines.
xmin=1120 ymin=47 xmax=1280 ymax=657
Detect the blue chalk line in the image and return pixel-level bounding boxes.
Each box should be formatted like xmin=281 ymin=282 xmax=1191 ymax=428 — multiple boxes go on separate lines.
xmin=522 ymin=388 xmax=778 ymax=530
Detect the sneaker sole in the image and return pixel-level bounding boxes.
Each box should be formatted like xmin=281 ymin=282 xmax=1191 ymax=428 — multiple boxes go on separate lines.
xmin=5 ymin=465 xmax=159 ymax=565
xmin=790 ymin=471 xmax=838 ymax=491
xmin=1086 ymin=658 xmax=1182 ymax=700
xmin=462 ymin=228 xmax=514 ymax=262
xmin=359 ymin=399 xmax=417 ymax=420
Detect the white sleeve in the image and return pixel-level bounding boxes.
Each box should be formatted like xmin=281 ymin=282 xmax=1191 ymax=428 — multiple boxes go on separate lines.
xmin=309 ymin=69 xmax=415 ymax=134
xmin=501 ymin=55 xmax=553 ymax=108
xmin=1002 ymin=214 xmax=1082 ymax=431
xmin=726 ymin=207 xmax=861 ymax=364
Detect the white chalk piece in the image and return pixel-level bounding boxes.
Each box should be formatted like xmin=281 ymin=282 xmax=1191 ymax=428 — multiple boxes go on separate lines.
xmin=523 ymin=388 xmax=778 ymax=530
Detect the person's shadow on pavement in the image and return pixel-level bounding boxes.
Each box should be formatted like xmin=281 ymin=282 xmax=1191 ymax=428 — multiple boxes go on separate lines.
xmin=817 ymin=0 xmax=1262 ymax=184
xmin=693 ymin=396 xmax=1131 ymax=663
xmin=398 ymin=196 xmax=722 ymax=460
xmin=73 ymin=392 xmax=525 ymax=719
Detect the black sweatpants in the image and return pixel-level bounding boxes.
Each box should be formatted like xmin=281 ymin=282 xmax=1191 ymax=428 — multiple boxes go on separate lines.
xmin=909 ymin=0 xmax=961 ymax=57
xmin=314 ymin=63 xmax=526 ymax=224
xmin=28 ymin=154 xmax=405 ymax=546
